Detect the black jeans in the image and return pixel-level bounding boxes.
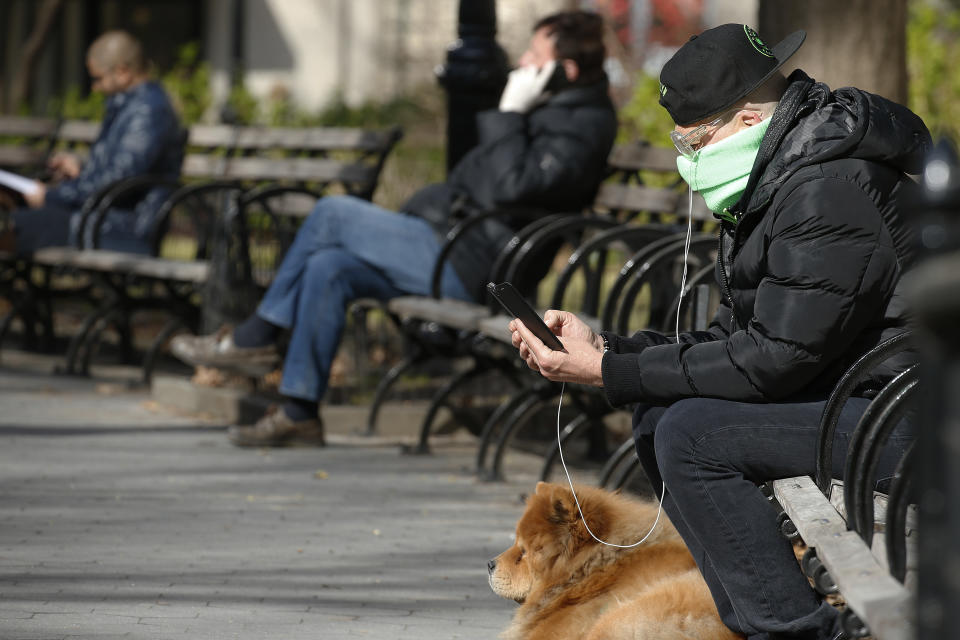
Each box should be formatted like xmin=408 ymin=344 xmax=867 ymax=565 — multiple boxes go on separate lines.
xmin=632 ymin=396 xmax=914 ymax=640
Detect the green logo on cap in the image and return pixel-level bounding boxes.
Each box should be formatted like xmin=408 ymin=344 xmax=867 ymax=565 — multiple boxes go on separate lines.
xmin=659 ymin=83 xmax=668 ymax=98
xmin=744 ymin=25 xmax=774 ymax=57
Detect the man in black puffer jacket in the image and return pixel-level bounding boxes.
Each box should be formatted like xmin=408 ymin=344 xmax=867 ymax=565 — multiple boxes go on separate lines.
xmin=509 ymin=24 xmax=930 ymax=640
xmin=170 ymin=10 xmax=617 ymax=448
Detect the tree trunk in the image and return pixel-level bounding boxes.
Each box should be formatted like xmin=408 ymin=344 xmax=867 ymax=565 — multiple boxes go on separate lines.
xmin=758 ymin=0 xmax=907 ymax=104
xmin=7 ymin=0 xmax=64 ymax=113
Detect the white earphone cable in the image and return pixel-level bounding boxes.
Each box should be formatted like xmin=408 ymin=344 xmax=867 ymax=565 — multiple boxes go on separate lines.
xmin=676 ymin=185 xmax=694 ymax=344
xmin=555 ymin=185 xmax=696 ymax=548
xmin=556 ymin=382 xmax=665 ymax=548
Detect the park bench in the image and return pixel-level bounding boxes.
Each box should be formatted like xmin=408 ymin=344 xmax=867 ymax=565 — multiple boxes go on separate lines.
xmin=0 ymin=116 xmax=402 ymax=382
xmin=372 ymin=142 xmax=714 ymax=454
xmin=769 ymin=333 xmax=917 ymax=640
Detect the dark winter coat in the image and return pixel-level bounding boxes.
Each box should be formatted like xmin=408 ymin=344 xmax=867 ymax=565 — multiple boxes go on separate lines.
xmin=47 ymin=81 xmax=184 ymax=252
xmin=401 ymin=81 xmax=617 ymax=301
xmin=601 ymin=70 xmax=931 ymax=407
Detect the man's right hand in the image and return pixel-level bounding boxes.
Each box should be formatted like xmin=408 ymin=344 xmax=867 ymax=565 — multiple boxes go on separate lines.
xmin=47 ymin=153 xmax=81 ymax=180
xmin=509 ymin=309 xmax=606 ymax=387
xmin=498 ymin=61 xmax=556 ymax=113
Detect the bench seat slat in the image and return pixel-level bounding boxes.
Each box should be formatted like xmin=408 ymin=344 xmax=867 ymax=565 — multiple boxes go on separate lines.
xmin=32 ymin=248 xmax=208 ymax=283
xmin=772 ymin=476 xmax=913 ymax=640
xmin=387 ymin=297 xmax=488 ymax=332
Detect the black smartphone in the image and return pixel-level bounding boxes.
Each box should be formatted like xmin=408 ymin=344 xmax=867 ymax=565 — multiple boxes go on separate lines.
xmin=487 ymin=281 xmax=565 ymax=351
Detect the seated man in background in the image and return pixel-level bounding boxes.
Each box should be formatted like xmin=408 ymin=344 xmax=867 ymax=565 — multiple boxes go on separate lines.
xmin=171 ymin=10 xmax=618 ymax=447
xmin=3 ymin=30 xmax=183 ymax=255
xmin=508 ymin=24 xmax=928 ymax=640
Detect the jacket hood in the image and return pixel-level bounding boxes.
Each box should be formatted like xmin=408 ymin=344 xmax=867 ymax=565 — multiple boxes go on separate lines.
xmin=739 ymin=69 xmax=932 ymax=216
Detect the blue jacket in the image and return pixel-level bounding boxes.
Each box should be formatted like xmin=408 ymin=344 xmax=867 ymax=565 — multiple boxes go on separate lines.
xmin=47 ymin=80 xmax=184 ymax=252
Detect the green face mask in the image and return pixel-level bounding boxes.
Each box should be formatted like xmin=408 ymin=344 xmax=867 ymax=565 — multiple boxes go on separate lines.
xmin=676 ymin=117 xmax=771 ymax=222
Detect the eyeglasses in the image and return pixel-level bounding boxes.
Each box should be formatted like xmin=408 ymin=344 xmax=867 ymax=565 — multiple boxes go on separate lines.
xmin=670 ymin=115 xmax=726 ymax=158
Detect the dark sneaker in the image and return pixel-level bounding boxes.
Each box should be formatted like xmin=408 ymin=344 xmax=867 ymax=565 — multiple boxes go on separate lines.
xmin=228 ymin=406 xmax=325 ymax=448
xmin=170 ymin=326 xmax=280 ymax=376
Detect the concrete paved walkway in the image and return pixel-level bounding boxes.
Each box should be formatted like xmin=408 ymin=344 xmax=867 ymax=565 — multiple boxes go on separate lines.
xmin=0 ymin=352 xmax=542 ymax=639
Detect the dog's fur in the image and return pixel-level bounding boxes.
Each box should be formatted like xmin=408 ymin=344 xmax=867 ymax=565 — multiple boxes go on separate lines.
xmin=488 ymin=482 xmax=743 ymax=640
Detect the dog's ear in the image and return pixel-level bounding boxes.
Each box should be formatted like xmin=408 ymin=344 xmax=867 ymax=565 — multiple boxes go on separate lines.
xmin=545 ymin=484 xmax=575 ymax=526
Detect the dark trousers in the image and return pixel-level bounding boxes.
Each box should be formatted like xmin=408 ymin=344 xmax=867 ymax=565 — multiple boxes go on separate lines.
xmin=632 ymin=397 xmax=914 ymax=640
xmin=11 ymin=204 xmax=73 ymax=254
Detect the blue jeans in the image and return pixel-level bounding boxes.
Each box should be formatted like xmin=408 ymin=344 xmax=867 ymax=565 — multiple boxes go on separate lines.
xmin=256 ymin=195 xmax=472 ymax=402
xmin=632 ymin=396 xmax=914 ymax=640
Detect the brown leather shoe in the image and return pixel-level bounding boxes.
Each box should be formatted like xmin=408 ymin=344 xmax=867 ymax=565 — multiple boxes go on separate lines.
xmin=170 ymin=326 xmax=280 ymax=376
xmin=228 ymin=405 xmax=325 ymax=448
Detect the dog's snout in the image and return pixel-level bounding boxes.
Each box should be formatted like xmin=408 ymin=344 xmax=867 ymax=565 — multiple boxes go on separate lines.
xmin=487 ymin=559 xmax=497 ymax=574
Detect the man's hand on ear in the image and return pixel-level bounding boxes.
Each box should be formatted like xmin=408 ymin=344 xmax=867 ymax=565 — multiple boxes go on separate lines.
xmin=499 ymin=60 xmax=556 ymax=113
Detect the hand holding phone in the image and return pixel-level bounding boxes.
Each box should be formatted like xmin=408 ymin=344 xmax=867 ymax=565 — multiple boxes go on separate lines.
xmin=487 ymin=282 xmax=565 ymax=351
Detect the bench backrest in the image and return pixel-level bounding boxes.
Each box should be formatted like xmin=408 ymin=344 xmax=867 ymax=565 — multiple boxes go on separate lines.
xmin=0 ymin=116 xmax=98 ymax=174
xmin=0 ymin=116 xmax=403 ymax=201
xmin=596 ymin=142 xmax=710 ymax=221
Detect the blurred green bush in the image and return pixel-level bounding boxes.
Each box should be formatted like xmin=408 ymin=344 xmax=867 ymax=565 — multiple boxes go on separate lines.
xmin=907 ymin=0 xmax=960 ymax=143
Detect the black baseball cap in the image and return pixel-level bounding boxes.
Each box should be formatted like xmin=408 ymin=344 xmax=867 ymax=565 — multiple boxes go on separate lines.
xmin=659 ymin=24 xmax=805 ymax=126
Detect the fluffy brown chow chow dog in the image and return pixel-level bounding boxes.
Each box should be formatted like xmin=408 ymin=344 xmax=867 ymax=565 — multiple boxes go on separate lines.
xmin=488 ymin=482 xmax=743 ymax=640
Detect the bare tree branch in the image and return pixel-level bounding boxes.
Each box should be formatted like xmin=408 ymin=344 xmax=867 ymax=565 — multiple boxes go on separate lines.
xmin=7 ymin=0 xmax=65 ymax=113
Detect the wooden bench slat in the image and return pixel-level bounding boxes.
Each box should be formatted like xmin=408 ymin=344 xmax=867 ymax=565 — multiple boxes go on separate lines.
xmin=594 ymin=183 xmax=682 ymax=215
xmin=123 ymin=258 xmax=208 ymax=283
xmin=0 ymin=148 xmax=47 ymax=167
xmin=187 ymin=124 xmax=396 ymax=151
xmin=593 ymin=183 xmax=714 ymax=221
xmin=387 ymin=297 xmax=488 ymax=331
xmin=607 ymin=144 xmax=680 ymax=173
xmin=55 ymin=121 xmax=100 ymax=142
xmin=180 ymin=154 xmax=377 ymax=184
xmin=33 ymin=247 xmax=208 ymax=283
xmin=0 ymin=115 xmax=59 ymax=137
xmin=477 ymin=315 xmax=513 ymax=344
xmin=772 ymin=476 xmax=914 ymax=640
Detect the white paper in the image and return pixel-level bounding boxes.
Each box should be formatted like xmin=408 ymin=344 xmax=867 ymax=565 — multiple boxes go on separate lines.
xmin=0 ymin=169 xmax=39 ymax=196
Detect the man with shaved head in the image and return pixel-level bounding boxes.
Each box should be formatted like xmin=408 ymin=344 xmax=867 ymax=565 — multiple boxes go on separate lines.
xmin=4 ymin=30 xmax=183 ymax=254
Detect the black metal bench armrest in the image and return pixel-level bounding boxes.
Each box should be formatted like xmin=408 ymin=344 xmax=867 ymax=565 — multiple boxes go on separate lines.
xmin=842 ymin=363 xmax=919 ymax=544
xmin=76 ymin=175 xmax=182 ymax=250
xmin=549 ymin=223 xmax=676 ymax=311
xmin=147 ymin=180 xmax=246 ymax=257
xmin=814 ymin=331 xmax=914 ymax=494
xmin=428 ymin=207 xmax=560 ymax=299
xmin=497 ymin=215 xmax=624 ymax=314
xmin=352 ymin=125 xmax=403 ymax=201
xmin=239 ymin=184 xmax=325 ymax=211
xmin=607 ymin=233 xmax=716 ymax=334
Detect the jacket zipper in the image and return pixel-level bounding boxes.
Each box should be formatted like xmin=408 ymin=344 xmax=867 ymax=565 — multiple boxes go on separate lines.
xmin=717 ymin=229 xmax=737 ymax=329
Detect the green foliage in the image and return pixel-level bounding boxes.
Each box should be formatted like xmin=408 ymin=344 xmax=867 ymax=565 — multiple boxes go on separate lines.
xmin=160 ymin=42 xmax=211 ymax=125
xmin=616 ymin=72 xmax=674 ymax=149
xmin=49 ymin=85 xmax=105 ymax=120
xmin=223 ymin=83 xmax=259 ymax=125
xmin=907 ymin=0 xmax=960 ymax=143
